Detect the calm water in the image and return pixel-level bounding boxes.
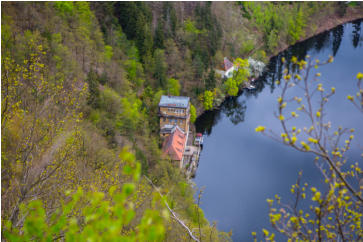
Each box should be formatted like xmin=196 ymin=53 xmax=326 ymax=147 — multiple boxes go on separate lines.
xmin=194 ymin=20 xmax=363 ymax=241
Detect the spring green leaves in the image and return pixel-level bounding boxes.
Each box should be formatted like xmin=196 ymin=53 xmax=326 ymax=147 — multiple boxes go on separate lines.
xmin=3 ymin=148 xmax=168 ymax=242
xmin=190 ymin=104 xmax=197 ymax=123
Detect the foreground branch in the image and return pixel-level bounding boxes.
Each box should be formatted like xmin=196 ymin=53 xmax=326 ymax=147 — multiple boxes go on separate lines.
xmin=144 ymin=175 xmax=200 ymax=242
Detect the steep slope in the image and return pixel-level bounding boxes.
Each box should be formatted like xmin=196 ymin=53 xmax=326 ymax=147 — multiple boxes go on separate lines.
xmin=2 ymin=2 xmax=362 ymax=241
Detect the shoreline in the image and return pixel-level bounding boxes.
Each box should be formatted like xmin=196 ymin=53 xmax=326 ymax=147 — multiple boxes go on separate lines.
xmin=195 ymin=13 xmax=363 ymax=116
xmin=272 ymin=9 xmax=363 ymax=57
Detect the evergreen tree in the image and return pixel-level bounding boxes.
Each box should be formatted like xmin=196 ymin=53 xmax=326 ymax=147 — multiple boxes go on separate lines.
xmin=332 ymin=25 xmax=344 ymax=56
xmin=154 ymin=18 xmax=165 ymax=49
xmin=87 ymin=69 xmax=100 ymax=108
xmin=114 ymin=2 xmax=153 ymax=60
xmin=352 ymin=19 xmax=361 ymax=48
xmin=205 ymin=69 xmax=216 ymax=90
xmin=153 ymin=49 xmax=167 ymax=88
xmin=193 ymin=54 xmax=204 ymax=80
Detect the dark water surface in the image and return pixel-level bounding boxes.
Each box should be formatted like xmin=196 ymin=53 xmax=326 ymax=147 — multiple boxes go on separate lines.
xmin=194 ymin=20 xmax=363 ymax=241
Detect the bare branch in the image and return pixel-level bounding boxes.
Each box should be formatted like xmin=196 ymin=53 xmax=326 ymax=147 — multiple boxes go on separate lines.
xmin=144 ymin=175 xmax=200 ymax=242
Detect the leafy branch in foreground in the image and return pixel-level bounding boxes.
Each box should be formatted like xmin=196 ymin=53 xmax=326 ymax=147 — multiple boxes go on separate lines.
xmin=144 ymin=175 xmax=200 ymax=242
xmin=254 ymin=56 xmax=363 ymax=241
xmin=3 ymin=148 xmax=168 ymax=241
xmin=1 ymin=41 xmax=87 ymax=227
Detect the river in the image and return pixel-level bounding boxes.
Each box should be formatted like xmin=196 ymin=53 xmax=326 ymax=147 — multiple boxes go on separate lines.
xmin=194 ymin=20 xmax=363 ymax=241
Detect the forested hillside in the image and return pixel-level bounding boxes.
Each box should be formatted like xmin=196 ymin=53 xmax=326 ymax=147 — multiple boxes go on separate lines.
xmin=2 ymin=2 xmax=362 ymax=241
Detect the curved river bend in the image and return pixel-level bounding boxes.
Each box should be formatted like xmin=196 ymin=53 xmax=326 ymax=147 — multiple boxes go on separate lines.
xmin=194 ymin=20 xmax=363 ymax=241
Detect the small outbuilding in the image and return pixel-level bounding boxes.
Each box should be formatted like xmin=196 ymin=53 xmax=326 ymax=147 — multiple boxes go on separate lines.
xmin=216 ymin=57 xmax=235 ymax=79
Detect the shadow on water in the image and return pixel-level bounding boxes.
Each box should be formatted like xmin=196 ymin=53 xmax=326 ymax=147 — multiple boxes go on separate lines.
xmin=194 ymin=19 xmax=363 ymax=241
xmin=196 ymin=19 xmax=363 ymax=134
xmin=352 ymin=19 xmax=362 ymax=48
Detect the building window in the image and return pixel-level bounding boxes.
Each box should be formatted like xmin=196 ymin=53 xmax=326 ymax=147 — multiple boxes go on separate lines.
xmin=172 ymin=108 xmax=184 ymax=114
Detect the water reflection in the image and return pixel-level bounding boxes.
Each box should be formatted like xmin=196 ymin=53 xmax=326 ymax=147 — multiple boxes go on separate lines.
xmin=332 ymin=25 xmax=344 ymax=56
xmin=352 ymin=19 xmax=362 ymax=48
xmin=196 ymin=19 xmax=362 ymax=133
xmin=194 ymin=19 xmax=363 ymax=241
xmin=221 ymin=96 xmax=247 ymax=125
xmin=195 ymin=109 xmax=222 ymax=135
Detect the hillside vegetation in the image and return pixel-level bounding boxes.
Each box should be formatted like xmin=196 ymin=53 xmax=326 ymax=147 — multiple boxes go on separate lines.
xmin=2 ymin=2 xmax=362 ymax=241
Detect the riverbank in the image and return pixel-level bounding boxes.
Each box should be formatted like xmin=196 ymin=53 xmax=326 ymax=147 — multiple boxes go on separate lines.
xmin=195 ymin=9 xmax=363 ymax=116
xmin=274 ymin=8 xmax=363 ymax=56
xmin=193 ymin=19 xmax=363 ymax=241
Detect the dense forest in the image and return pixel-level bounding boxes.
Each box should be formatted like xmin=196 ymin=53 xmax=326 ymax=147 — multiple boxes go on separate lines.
xmin=2 ymin=2 xmax=363 ymax=241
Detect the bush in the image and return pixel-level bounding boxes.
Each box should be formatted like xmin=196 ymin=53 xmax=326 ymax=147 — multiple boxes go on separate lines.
xmin=100 ymin=87 xmax=122 ymax=117
xmin=240 ymin=39 xmax=255 ymax=56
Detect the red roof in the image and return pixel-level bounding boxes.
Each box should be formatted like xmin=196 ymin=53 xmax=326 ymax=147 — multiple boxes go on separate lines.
xmin=162 ymin=126 xmax=186 ymax=161
xmin=223 ymin=57 xmax=234 ymax=71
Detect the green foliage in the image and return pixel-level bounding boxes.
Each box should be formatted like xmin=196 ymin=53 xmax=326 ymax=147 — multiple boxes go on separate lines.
xmin=100 ymin=87 xmax=122 ymax=116
xmin=86 ymin=69 xmax=100 ymax=108
xmin=224 ymin=78 xmax=239 ymax=96
xmin=222 ymin=57 xmax=250 ymax=97
xmin=233 ymin=58 xmax=250 ymax=85
xmin=166 ymin=78 xmax=181 ymax=96
xmin=153 ymin=49 xmax=167 ymax=88
xmin=74 ymin=2 xmax=93 ymax=23
xmin=190 ymin=104 xmax=197 ymax=123
xmin=1 ymin=2 xmax=231 ymax=241
xmin=97 ymin=112 xmax=116 ymax=140
xmin=240 ymin=39 xmax=255 ymax=56
xmin=124 ymin=58 xmax=145 ymax=89
xmin=141 ymin=87 xmax=164 ymax=133
xmin=114 ymin=2 xmax=153 ymax=59
xmin=205 ymin=69 xmax=216 ymax=90
xmin=89 ymin=109 xmax=101 ymax=125
xmin=117 ymin=95 xmax=143 ymax=139
xmin=162 ymin=2 xmax=177 ymax=37
xmin=104 ymin=45 xmax=113 ymax=61
xmin=54 ymin=1 xmax=74 ymax=15
xmin=201 ymin=90 xmax=215 ymax=110
xmin=193 ymin=54 xmax=205 ymax=79
xmin=266 ymin=29 xmax=279 ymax=50
xmin=3 ymin=149 xmax=167 ymax=241
xmin=154 ymin=18 xmax=165 ymax=49
xmin=240 ymin=2 xmax=283 ymax=51
xmin=185 ymin=19 xmax=204 ymax=35
xmin=1 ymin=15 xmax=14 ymax=52
xmin=4 ymin=2 xmax=348 ymax=240
xmin=253 ymin=50 xmax=268 ymax=64
xmin=98 ymin=72 xmax=108 ymax=85
xmin=287 ymin=8 xmax=306 ymax=44
xmin=239 ymin=2 xmax=325 ymax=53
xmin=1 ymin=39 xmax=87 ymax=230
xmin=194 ymin=2 xmax=222 ymax=60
